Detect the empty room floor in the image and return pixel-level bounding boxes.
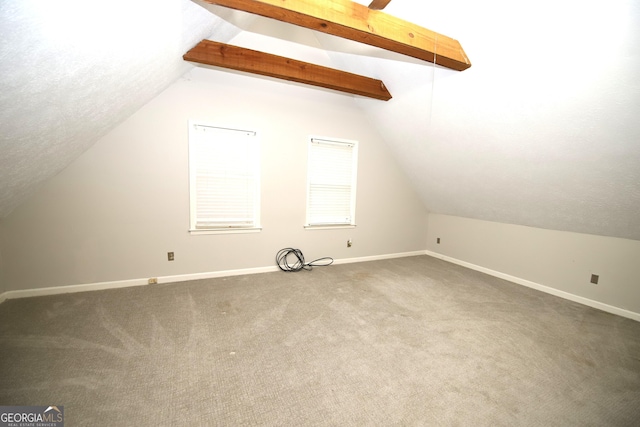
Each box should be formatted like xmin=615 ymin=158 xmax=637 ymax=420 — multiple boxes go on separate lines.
xmin=1 ymin=256 xmax=639 ymax=426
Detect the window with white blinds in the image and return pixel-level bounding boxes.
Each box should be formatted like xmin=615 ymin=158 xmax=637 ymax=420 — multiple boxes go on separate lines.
xmin=188 ymin=122 xmax=260 ymax=232
xmin=306 ymin=136 xmax=358 ymax=227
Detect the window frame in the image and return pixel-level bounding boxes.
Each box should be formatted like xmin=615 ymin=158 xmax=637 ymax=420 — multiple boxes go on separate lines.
xmin=188 ymin=120 xmax=261 ymax=235
xmin=305 ymin=135 xmax=358 ymax=229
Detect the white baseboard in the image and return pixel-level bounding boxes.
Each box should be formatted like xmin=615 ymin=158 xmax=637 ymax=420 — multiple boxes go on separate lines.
xmin=1 ymin=276 xmax=153 ymax=302
xmin=3 ymin=250 xmax=637 ymax=323
xmin=0 ymin=265 xmax=281 ymax=303
xmin=0 ymin=251 xmax=427 ymax=303
xmin=425 ymin=250 xmax=640 ymax=323
xmin=333 ymin=250 xmax=427 ymax=265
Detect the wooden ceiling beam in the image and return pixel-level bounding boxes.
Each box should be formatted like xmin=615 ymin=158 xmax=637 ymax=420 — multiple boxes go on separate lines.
xmin=198 ymin=0 xmax=471 ymax=71
xmin=184 ymin=40 xmax=392 ymax=101
xmin=368 ymin=0 xmax=392 ymax=10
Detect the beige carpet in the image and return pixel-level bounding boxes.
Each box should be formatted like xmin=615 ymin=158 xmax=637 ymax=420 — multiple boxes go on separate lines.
xmin=1 ymin=255 xmax=639 ymax=426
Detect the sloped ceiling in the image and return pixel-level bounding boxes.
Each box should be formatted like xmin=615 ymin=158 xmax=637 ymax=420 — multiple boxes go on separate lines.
xmin=1 ymin=0 xmax=639 ymax=241
xmin=0 ymin=0 xmax=238 ymax=217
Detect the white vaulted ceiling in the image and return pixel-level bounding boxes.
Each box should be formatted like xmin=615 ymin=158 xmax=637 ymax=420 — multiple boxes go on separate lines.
xmin=0 ymin=0 xmax=238 ymax=217
xmin=1 ymin=0 xmax=639 ymax=240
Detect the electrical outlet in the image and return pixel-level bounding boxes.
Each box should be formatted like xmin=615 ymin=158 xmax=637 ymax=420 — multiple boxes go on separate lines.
xmin=347 ymin=239 xmax=352 ymax=247
xmin=148 ymin=278 xmax=158 ymax=285
xmin=590 ymin=274 xmax=599 ymax=285
xmin=168 ymin=252 xmax=174 ymax=261
xmin=437 ymin=237 xmax=441 ymax=244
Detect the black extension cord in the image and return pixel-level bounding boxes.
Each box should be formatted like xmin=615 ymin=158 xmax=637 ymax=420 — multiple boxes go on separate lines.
xmin=276 ymin=248 xmax=333 ymax=272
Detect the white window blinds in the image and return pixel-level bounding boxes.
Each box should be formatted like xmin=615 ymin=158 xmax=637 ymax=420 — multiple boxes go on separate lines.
xmin=306 ymin=137 xmax=358 ymax=226
xmin=189 ymin=123 xmax=260 ymax=231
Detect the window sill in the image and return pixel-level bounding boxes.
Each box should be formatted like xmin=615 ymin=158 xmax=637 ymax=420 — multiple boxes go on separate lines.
xmin=304 ymin=224 xmax=356 ymax=230
xmin=190 ymin=227 xmax=262 ymax=235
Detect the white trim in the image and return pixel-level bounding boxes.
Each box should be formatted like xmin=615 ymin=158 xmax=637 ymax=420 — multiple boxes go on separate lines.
xmin=332 ymin=251 xmax=427 ymax=265
xmin=310 ymin=137 xmax=356 ymax=147
xmin=2 ymin=250 xmax=638 ymax=324
xmin=192 ymin=123 xmax=256 ymax=136
xmin=189 ymin=227 xmax=262 ymax=235
xmin=306 ymin=135 xmax=358 ymax=227
xmin=155 ymin=266 xmax=279 ymax=283
xmin=425 ymin=250 xmax=640 ymax=323
xmin=0 ymin=277 xmax=152 ymax=302
xmin=188 ymin=120 xmax=261 ymax=232
xmin=304 ymin=225 xmax=356 ymax=230
xmin=0 ymin=251 xmax=425 ymax=303
xmin=0 ymin=265 xmax=281 ymax=303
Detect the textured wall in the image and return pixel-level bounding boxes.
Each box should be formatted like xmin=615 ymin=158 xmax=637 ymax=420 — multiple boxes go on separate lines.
xmin=427 ymin=214 xmax=640 ymax=315
xmin=0 ymin=67 xmax=427 ymax=291
xmin=0 ymin=0 xmax=234 ymax=218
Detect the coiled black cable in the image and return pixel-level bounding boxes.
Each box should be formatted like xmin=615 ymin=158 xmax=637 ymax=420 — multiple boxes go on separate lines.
xmin=276 ymin=248 xmax=333 ymax=272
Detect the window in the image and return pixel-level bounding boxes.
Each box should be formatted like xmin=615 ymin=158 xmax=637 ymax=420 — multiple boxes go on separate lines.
xmin=188 ymin=122 xmax=260 ymax=233
xmin=306 ymin=136 xmax=358 ymax=227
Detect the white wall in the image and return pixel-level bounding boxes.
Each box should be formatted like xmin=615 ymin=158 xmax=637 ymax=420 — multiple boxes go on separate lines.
xmin=427 ymin=214 xmax=640 ymax=316
xmin=0 ymin=67 xmax=427 ymax=292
